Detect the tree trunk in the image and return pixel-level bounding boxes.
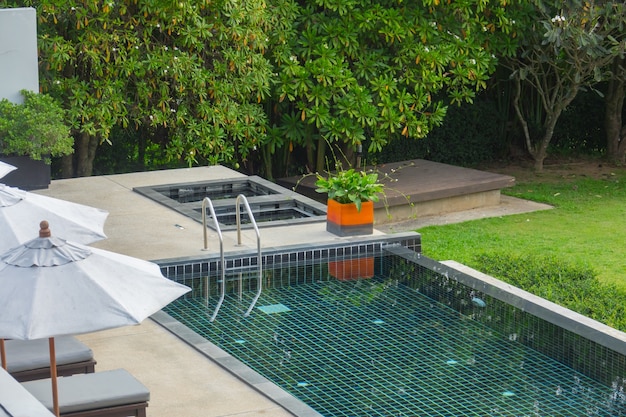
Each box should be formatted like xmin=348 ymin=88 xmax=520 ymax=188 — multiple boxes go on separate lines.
xmin=513 ymin=90 xmax=550 ymax=171
xmin=75 ymin=132 xmax=99 ymax=177
xmin=531 ymin=114 xmax=561 ymax=172
xmin=60 ymin=154 xmax=73 ymax=179
xmin=315 ymin=136 xmax=327 ymax=173
xmin=304 ymin=124 xmax=315 ymax=173
xmin=605 ymin=58 xmax=626 ymax=164
xmin=532 ymin=141 xmax=549 ymax=171
xmin=512 ymin=75 xmax=579 ymax=171
xmin=137 ymin=132 xmax=146 ymax=171
xmin=261 ymin=143 xmax=273 ymax=180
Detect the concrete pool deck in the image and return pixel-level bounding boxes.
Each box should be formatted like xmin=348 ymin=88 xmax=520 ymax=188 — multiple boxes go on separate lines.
xmin=27 ymin=165 xmax=552 ymax=417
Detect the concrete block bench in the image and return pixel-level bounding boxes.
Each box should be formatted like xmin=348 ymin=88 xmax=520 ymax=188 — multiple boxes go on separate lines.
xmin=21 ymin=369 xmax=150 ymax=417
xmin=6 ymin=337 xmax=96 ymax=382
xmin=0 ymin=366 xmax=55 ymax=416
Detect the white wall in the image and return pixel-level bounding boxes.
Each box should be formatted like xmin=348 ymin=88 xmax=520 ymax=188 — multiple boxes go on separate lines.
xmin=0 ymin=7 xmax=39 ymax=103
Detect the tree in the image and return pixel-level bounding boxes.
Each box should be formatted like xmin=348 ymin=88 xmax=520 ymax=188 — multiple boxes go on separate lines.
xmin=2 ymin=0 xmax=272 ymax=177
xmin=605 ymin=57 xmax=626 ymax=164
xmin=260 ymin=0 xmax=521 ymax=177
xmin=505 ymin=0 xmax=626 ymax=171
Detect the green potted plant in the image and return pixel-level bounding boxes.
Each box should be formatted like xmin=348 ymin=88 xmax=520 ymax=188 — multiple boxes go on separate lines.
xmin=0 ymin=89 xmax=73 ymax=189
xmin=314 ymin=166 xmax=384 ymax=237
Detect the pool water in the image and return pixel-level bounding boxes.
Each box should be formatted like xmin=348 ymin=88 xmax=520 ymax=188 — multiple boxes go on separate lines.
xmin=132 ymin=176 xmax=327 ymax=230
xmin=164 ymin=274 xmax=626 ymax=417
xmin=191 ymin=200 xmax=325 ymax=226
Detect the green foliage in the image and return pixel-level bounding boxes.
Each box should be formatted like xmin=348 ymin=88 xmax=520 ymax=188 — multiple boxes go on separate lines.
xmin=90 ymin=125 xmax=186 ymax=175
xmin=314 ymin=167 xmax=383 ymax=211
xmin=9 ymin=0 xmax=618 ymax=177
xmin=264 ymin=0 xmax=523 ymax=173
xmin=3 ymin=0 xmax=273 ymax=174
xmin=473 ymin=252 xmax=626 ymax=330
xmin=0 ymin=90 xmax=73 ymax=162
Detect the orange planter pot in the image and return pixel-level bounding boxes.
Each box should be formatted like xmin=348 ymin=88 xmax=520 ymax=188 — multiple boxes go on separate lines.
xmin=329 ymin=257 xmax=374 ymax=281
xmin=326 ymin=199 xmax=374 ymax=236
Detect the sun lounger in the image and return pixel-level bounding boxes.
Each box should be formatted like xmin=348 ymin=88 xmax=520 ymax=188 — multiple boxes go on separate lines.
xmin=0 ymin=366 xmax=56 ymax=416
xmin=21 ymin=369 xmax=150 ymax=417
xmin=5 ymin=336 xmax=96 ymax=382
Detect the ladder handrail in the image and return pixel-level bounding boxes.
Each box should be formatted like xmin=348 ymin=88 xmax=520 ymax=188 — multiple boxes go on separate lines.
xmin=235 ymin=194 xmax=262 ymax=317
xmin=202 ymin=197 xmax=225 ymax=322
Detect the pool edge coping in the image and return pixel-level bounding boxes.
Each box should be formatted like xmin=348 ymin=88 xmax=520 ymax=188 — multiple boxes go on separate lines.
xmin=439 ymin=259 xmax=626 ymax=356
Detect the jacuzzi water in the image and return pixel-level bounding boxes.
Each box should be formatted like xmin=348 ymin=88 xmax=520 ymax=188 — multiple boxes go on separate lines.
xmin=133 ymin=176 xmax=327 ymax=230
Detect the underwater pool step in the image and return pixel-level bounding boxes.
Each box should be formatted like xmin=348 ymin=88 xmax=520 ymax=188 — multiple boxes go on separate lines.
xmin=257 ymin=303 xmax=292 ymax=314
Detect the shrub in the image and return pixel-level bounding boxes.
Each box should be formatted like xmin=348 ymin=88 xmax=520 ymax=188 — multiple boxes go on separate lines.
xmin=473 ymin=252 xmax=626 ymax=330
xmin=0 ymin=90 xmax=73 ymax=163
xmin=373 ymin=97 xmax=508 ymax=166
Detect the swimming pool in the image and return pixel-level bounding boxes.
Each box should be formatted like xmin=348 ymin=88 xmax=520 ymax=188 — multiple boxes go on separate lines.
xmin=157 ymin=243 xmax=626 ymax=417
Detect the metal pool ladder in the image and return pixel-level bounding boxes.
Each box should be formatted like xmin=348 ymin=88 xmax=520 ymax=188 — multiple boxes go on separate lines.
xmin=202 ymin=195 xmax=262 ymax=322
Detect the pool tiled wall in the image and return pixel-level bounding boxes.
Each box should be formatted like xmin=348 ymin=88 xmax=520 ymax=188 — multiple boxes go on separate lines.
xmin=384 ymin=246 xmax=626 ymax=387
xmin=157 ymin=232 xmax=421 ymax=283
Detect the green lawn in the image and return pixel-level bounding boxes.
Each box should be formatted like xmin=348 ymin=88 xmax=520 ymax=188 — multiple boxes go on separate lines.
xmin=418 ymin=170 xmax=626 ymax=289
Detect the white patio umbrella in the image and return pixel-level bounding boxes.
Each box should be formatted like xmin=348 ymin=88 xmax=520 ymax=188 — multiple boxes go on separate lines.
xmin=0 ymin=161 xmax=17 ymax=179
xmin=0 ymin=183 xmax=108 ymax=253
xmin=0 ymin=221 xmax=191 ymax=417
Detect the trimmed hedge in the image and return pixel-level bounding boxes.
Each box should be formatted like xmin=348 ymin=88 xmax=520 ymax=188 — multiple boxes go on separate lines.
xmin=374 ymin=97 xmax=509 ymax=166
xmin=473 ymin=252 xmax=626 ymax=331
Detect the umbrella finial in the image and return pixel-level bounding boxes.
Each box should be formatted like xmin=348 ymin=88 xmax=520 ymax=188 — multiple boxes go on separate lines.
xmin=40 ymin=220 xmax=51 ymax=238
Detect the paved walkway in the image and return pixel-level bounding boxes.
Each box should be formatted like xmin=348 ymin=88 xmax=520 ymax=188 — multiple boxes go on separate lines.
xmin=30 ymin=166 xmax=551 ymax=417
xmin=33 ymin=166 xmax=367 ymax=417
xmin=77 ymin=320 xmax=294 ymax=417
xmin=35 ymin=166 xmax=386 ymax=261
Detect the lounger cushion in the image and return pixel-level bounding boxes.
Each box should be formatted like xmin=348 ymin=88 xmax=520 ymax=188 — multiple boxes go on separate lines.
xmin=6 ymin=337 xmax=94 ymax=373
xmin=0 ymin=367 xmax=56 ymax=417
xmin=21 ymin=369 xmax=150 ymax=414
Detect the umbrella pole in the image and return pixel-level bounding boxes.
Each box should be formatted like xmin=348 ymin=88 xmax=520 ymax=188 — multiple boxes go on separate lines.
xmin=49 ymin=337 xmax=60 ymax=417
xmin=0 ymin=339 xmax=6 ymax=370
